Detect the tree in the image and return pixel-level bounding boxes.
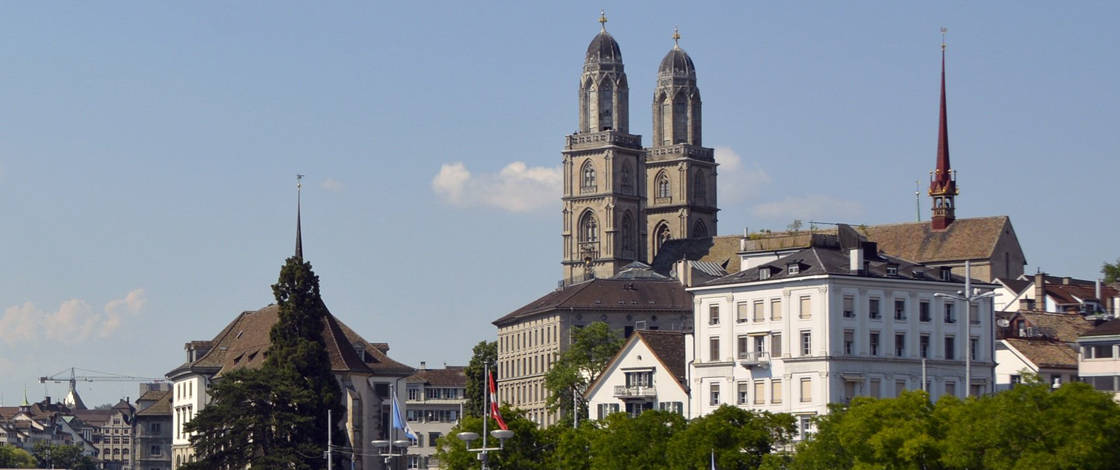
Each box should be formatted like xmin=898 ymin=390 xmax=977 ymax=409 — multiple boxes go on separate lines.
xmin=667 ymin=405 xmax=796 ymax=470
xmin=183 ymin=256 xmax=343 ymax=470
xmin=31 ymin=442 xmax=94 ymax=470
xmin=1103 ymin=257 xmax=1120 ymax=284
xmin=435 ymin=406 xmax=546 ymax=470
xmin=463 ymin=340 xmax=497 ymax=418
xmin=544 ymin=322 xmax=624 ymax=422
xmin=0 ymin=445 xmax=36 ymax=468
xmin=590 ymin=410 xmax=685 ymax=470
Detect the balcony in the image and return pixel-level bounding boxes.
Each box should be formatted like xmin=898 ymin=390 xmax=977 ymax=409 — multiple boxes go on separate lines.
xmin=738 ymin=351 xmax=770 ymax=368
xmin=614 ymin=385 xmax=657 ymax=399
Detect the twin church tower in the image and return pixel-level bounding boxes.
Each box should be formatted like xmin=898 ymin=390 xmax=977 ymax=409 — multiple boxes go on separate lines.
xmin=562 ymin=14 xmax=719 ymax=283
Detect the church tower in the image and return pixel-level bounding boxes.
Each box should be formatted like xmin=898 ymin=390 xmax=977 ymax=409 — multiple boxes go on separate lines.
xmin=645 ymin=29 xmax=717 ymax=258
xmin=929 ymin=33 xmax=958 ymax=230
xmin=562 ymin=12 xmax=646 ymax=283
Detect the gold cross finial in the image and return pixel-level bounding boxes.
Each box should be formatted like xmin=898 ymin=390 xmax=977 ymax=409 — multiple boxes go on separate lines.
xmin=296 ymin=173 xmax=303 ymax=190
xmin=673 ymin=27 xmax=680 ymax=46
xmin=941 ymin=27 xmax=947 ymax=51
xmin=599 ymin=10 xmax=607 ymax=31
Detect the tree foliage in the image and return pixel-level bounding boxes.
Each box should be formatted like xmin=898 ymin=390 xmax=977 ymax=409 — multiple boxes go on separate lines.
xmin=463 ymin=340 xmax=497 ymax=418
xmin=1103 ymin=257 xmax=1120 ymax=284
xmin=667 ymin=405 xmax=796 ymax=470
xmin=31 ymin=442 xmax=94 ymax=470
xmin=790 ymin=382 xmax=1120 ymax=470
xmin=183 ymin=256 xmax=343 ymax=470
xmin=435 ymin=406 xmax=546 ymax=470
xmin=543 ymin=322 xmax=624 ymax=422
xmin=0 ymin=444 xmax=37 ymax=468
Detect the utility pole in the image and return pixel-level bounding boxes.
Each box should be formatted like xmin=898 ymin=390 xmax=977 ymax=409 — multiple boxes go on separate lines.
xmin=327 ymin=409 xmax=332 ymax=470
xmin=935 ymin=260 xmax=995 ymax=398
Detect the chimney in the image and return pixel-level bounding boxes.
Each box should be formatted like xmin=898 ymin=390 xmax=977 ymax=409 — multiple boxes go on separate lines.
xmin=1035 ymin=272 xmax=1046 ymax=311
xmin=1062 ymin=277 xmax=1072 ymax=285
xmin=1096 ymin=278 xmax=1102 ymax=300
xmin=850 ymin=249 xmax=864 ymax=275
xmin=419 ymin=361 xmax=427 ymax=371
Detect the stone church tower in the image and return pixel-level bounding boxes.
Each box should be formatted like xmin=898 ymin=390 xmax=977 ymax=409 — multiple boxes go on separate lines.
xmin=561 ymin=14 xmax=647 ymax=283
xmin=645 ymin=29 xmax=717 ymax=259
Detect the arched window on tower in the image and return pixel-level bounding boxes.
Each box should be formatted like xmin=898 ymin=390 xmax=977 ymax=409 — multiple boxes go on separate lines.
xmin=656 ymin=172 xmax=671 ymax=201
xmin=693 ymin=220 xmax=708 ymax=238
xmin=581 ymin=161 xmax=597 ymax=193
xmin=599 ymin=84 xmax=614 ymax=131
xmin=579 ymin=212 xmax=599 ymax=243
xmin=621 ymin=213 xmax=635 ymax=259
xmin=654 ymin=222 xmax=672 ymax=257
xmin=673 ymin=95 xmax=688 ymax=144
xmin=621 ymin=161 xmax=633 ymax=194
xmin=660 ymin=94 xmax=672 ymax=145
xmin=693 ymin=172 xmax=707 ymax=205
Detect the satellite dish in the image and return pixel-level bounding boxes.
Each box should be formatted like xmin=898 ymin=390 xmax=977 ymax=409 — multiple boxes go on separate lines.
xmin=996 ymin=318 xmax=1010 ymax=327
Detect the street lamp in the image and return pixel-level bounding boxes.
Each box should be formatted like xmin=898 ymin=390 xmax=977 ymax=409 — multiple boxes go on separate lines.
xmin=457 ymin=429 xmax=514 ymax=470
xmin=934 ymin=260 xmax=996 ymax=398
xmin=371 ymin=439 xmax=411 ymax=469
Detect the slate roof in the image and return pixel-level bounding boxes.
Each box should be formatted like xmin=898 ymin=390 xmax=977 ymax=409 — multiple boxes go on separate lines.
xmin=134 ymin=390 xmax=171 ymax=417
xmin=700 ymin=244 xmax=960 ymax=287
xmin=1009 ymin=312 xmax=1094 ymax=342
xmin=650 ymin=236 xmax=741 ymax=275
xmin=635 ymin=330 xmax=687 ymax=389
xmin=168 ymin=304 xmax=413 ymax=380
xmin=861 ymin=216 xmax=1017 ymax=264
xmin=1080 ymin=319 xmax=1120 ymax=339
xmin=996 ymin=278 xmax=1031 ymax=296
xmin=406 ymin=367 xmax=467 ymax=388
xmin=1004 ymin=338 xmax=1079 ymax=369
xmin=493 ymin=278 xmax=692 ymax=326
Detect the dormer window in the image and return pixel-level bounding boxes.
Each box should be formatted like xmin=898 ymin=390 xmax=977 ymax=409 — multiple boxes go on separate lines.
xmin=787 ymin=263 xmax=800 ymax=275
xmin=940 ymin=267 xmax=953 ymax=281
xmin=886 ymin=264 xmax=899 ymax=276
xmin=760 ymin=267 xmax=772 ymax=280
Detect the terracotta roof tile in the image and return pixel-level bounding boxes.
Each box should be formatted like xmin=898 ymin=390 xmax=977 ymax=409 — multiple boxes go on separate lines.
xmin=1010 ymin=312 xmax=1094 ymax=342
xmin=636 ymin=330 xmax=687 ymax=389
xmin=407 ymin=367 xmax=467 ymax=387
xmin=1081 ymin=319 xmax=1120 ymax=338
xmin=862 ymin=216 xmax=1015 ymax=264
xmin=1004 ymin=338 xmax=1078 ymax=369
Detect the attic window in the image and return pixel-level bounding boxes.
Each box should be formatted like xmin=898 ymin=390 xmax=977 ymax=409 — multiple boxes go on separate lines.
xmin=788 ymin=263 xmax=800 ymax=275
xmin=886 ymin=264 xmax=899 ymax=276
xmin=940 ymin=267 xmax=953 ymax=281
xmin=760 ymin=267 xmax=771 ymax=280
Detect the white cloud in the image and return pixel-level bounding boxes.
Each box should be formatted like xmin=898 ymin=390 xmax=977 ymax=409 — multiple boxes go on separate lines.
xmin=714 ymin=146 xmax=771 ymax=203
xmin=321 ymin=178 xmax=346 ymax=192
xmin=432 ymin=161 xmax=562 ymax=213
xmin=0 ymin=289 xmax=146 ymax=345
xmin=750 ymin=194 xmax=866 ymax=221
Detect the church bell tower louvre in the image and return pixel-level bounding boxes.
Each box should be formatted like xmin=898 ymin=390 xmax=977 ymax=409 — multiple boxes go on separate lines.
xmin=562 ymin=12 xmax=647 ymax=284
xmin=645 ymin=27 xmax=717 ymax=260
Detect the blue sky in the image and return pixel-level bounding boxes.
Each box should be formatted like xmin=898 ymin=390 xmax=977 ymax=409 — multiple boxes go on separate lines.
xmin=2 ymin=2 xmax=1117 ymax=407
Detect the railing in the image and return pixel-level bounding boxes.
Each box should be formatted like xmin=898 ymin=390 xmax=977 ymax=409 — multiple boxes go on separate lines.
xmin=738 ymin=351 xmax=770 ymax=368
xmin=566 ymin=131 xmax=642 ymax=149
xmin=614 ymin=385 xmax=657 ymax=398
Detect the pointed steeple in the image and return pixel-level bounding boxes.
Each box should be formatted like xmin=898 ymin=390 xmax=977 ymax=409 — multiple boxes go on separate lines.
xmin=295 ymin=174 xmax=304 ymax=260
xmin=929 ymin=28 xmax=958 ymax=230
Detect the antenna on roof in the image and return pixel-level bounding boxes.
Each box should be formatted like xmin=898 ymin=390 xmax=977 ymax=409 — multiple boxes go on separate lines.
xmin=915 ymin=180 xmax=921 ymax=221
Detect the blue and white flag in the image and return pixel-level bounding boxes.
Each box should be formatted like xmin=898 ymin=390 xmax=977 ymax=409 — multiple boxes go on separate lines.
xmin=391 ymin=392 xmax=416 ymax=440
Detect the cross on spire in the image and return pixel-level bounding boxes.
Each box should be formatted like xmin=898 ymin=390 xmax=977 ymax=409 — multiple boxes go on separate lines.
xmin=673 ymin=26 xmax=680 ymax=47
xmin=599 ymin=10 xmax=607 ymax=31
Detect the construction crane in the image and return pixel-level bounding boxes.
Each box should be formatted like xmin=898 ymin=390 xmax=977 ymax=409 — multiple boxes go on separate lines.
xmin=39 ymin=367 xmax=166 ymax=410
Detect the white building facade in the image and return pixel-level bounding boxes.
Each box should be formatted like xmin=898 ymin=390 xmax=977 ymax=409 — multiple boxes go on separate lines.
xmin=585 ymin=330 xmax=690 ymax=420
xmin=687 ymin=243 xmax=996 ymax=436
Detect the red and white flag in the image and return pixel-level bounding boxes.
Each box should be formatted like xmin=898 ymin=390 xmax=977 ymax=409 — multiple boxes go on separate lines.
xmin=488 ymin=371 xmax=509 ymax=430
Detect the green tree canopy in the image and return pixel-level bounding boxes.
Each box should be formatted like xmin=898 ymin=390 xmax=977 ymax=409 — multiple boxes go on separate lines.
xmin=435 ymin=406 xmax=546 ymax=470
xmin=1103 ymin=257 xmax=1120 ymax=284
xmin=667 ymin=405 xmax=796 ymax=470
xmin=591 ymin=410 xmax=685 ymax=470
xmin=31 ymin=442 xmax=94 ymax=470
xmin=183 ymin=256 xmax=343 ymax=470
xmin=463 ymin=340 xmax=497 ymax=418
xmin=0 ymin=444 xmax=37 ymax=468
xmin=543 ymin=321 xmax=624 ymax=422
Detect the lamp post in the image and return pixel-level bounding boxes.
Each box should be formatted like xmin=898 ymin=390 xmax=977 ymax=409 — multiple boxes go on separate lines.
xmin=934 ymin=260 xmax=995 ymax=398
xmin=370 ymin=439 xmax=411 ymax=469
xmin=457 ymin=429 xmax=514 ymax=470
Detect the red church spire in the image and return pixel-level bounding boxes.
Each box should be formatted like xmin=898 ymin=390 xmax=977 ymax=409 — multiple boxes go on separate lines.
xmin=929 ymin=29 xmax=957 ymax=230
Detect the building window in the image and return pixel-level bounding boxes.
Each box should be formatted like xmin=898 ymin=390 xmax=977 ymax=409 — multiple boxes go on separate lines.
xmin=694 ymin=172 xmax=707 ymax=205
xmin=771 ymin=333 xmax=782 ymax=358
xmin=753 ymin=300 xmax=765 ymax=322
xmin=870 ymin=332 xmax=880 ymax=356
xmin=886 ymin=264 xmax=899 ymax=276
xmin=944 ymin=303 xmax=956 ymax=323
xmin=621 ymin=214 xmax=634 ymax=256
xmin=969 ymin=303 xmax=980 ymax=324
xmin=945 ymin=336 xmax=956 ymax=360
xmin=945 ymin=381 xmax=957 ymax=398
xmin=150 ymin=423 xmax=161 ymax=433
xmin=620 ymin=162 xmax=633 ymax=194
xmin=656 ymin=173 xmax=671 ymax=199
xmin=843 ymin=296 xmax=855 ymax=318
xmin=625 ymin=371 xmax=653 ymax=388
xmin=920 ymin=335 xmax=930 ymax=358
xmin=150 ymin=445 xmax=161 ymax=456
xmin=788 ymin=263 xmax=800 ymax=275
xmin=771 ymin=379 xmax=783 ymax=404
xmin=408 ymin=387 xmax=421 ymax=401
xmin=894 ymin=299 xmax=906 ymax=320
xmin=709 ymin=337 xmax=720 ymax=362
xmin=738 ymin=382 xmax=749 ymax=405
xmin=1010 ymin=374 xmax=1022 ymax=386
xmin=760 ymin=268 xmax=771 ymax=280
xmin=771 ymin=299 xmax=782 ymax=320
xmin=895 ymin=333 xmax=906 ymax=357
xmin=800 ymin=378 xmax=812 ymax=402
xmin=869 ymin=298 xmax=881 ymax=319
xmin=710 ymin=383 xmax=720 ymax=406
xmin=919 ymin=300 xmax=931 ymax=322
xmin=658 ymin=402 xmax=684 ymax=414
xmin=799 ymin=416 xmax=814 ymax=440
xmin=799 ymin=296 xmax=811 ymax=319
xmin=970 ymin=337 xmax=978 ymax=361
xmin=581 ymin=161 xmax=596 ymax=190
xmin=896 ymin=380 xmax=907 ymax=397
xmin=736 ymin=302 xmax=749 ymax=323
xmin=579 ymin=212 xmax=598 ymax=243
xmin=801 ymin=331 xmax=812 ymax=356
xmin=738 ymin=335 xmax=749 ymax=359
xmin=869 ymin=379 xmax=881 ymax=398
xmin=709 ymin=304 xmax=720 ymax=325
xmin=753 ymin=381 xmax=766 ymax=404
xmin=843 ymin=330 xmax=854 ymax=355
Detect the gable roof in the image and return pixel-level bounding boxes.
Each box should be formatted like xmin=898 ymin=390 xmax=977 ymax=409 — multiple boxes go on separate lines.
xmin=1003 ymin=338 xmax=1078 ymax=369
xmin=406 ymin=366 xmax=467 ymax=388
xmin=168 ymin=303 xmax=413 ymax=380
xmin=1080 ymin=319 xmax=1120 ymax=339
xmin=1005 ymin=311 xmax=1095 ymax=342
xmin=584 ymin=330 xmax=687 ymax=398
xmin=494 ymin=278 xmax=692 ymax=326
xmin=862 ymin=216 xmax=1020 ymax=264
xmin=135 ymin=390 xmax=172 ymax=417
xmin=700 ymin=244 xmax=961 ymax=288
